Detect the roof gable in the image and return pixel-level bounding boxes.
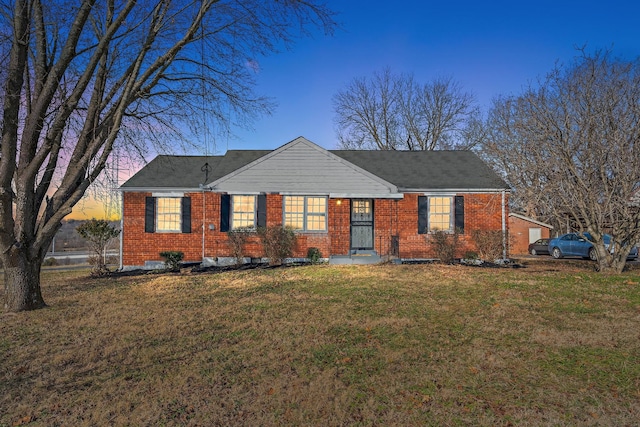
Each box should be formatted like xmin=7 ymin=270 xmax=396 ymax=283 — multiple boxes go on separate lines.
xmin=207 ymin=136 xmax=399 ymax=196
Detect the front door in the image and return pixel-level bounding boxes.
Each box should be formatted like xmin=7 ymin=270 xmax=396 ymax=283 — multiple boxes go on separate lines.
xmin=350 ymin=199 xmax=373 ymax=250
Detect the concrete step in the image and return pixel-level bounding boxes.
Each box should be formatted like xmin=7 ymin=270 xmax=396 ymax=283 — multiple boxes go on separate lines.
xmin=329 ymin=252 xmax=382 ymax=265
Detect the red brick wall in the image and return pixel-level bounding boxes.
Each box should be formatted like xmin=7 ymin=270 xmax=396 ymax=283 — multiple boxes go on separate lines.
xmin=372 ymin=193 xmax=508 ymax=259
xmin=122 ymin=191 xmax=509 ymax=266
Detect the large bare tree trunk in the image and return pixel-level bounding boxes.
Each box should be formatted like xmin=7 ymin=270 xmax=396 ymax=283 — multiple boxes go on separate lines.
xmin=0 ymin=0 xmax=335 ymax=312
xmin=3 ymin=248 xmax=46 ymax=311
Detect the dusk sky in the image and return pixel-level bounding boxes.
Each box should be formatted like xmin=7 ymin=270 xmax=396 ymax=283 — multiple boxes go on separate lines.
xmin=222 ymin=0 xmax=640 ymax=151
xmin=74 ymin=0 xmax=640 ymax=219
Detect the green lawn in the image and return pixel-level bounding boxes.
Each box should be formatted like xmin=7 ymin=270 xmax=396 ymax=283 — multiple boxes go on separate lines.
xmin=2 ymin=263 xmax=639 ymax=426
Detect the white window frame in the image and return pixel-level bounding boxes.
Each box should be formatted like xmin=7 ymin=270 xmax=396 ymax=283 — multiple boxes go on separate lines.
xmin=283 ymin=196 xmax=327 ymax=232
xmin=156 ymin=197 xmax=182 ymax=233
xmin=231 ymin=195 xmax=257 ymax=230
xmin=428 ymin=196 xmax=454 ymax=233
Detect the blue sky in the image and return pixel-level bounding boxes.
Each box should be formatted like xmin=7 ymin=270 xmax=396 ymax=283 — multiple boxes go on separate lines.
xmin=211 ymin=0 xmax=640 ymax=152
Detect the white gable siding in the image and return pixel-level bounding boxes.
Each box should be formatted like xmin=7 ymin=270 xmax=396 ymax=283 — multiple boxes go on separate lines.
xmin=210 ymin=138 xmax=398 ymax=196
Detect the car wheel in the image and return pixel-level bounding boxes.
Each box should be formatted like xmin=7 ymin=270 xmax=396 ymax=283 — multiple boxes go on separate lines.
xmin=552 ymin=247 xmax=562 ymax=259
xmin=588 ymin=248 xmax=597 ymax=261
xmin=531 ymin=248 xmax=537 ymax=256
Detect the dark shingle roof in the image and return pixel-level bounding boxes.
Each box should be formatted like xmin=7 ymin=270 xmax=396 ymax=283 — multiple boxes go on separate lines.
xmin=120 ymin=151 xmax=269 ymax=189
xmin=332 ymin=150 xmax=508 ymax=190
xmin=121 ymin=149 xmax=508 ymax=190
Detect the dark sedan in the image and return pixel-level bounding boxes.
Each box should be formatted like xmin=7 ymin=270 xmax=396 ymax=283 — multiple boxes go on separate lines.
xmin=528 ymin=238 xmax=550 ymax=255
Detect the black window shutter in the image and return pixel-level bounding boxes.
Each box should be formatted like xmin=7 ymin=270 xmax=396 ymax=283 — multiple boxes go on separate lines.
xmin=181 ymin=197 xmax=191 ymax=233
xmin=418 ymin=196 xmax=428 ymax=234
xmin=455 ymin=196 xmax=464 ymax=233
xmin=257 ymin=194 xmax=267 ymax=228
xmin=220 ymin=194 xmax=231 ymax=232
xmin=145 ymin=197 xmax=155 ymax=233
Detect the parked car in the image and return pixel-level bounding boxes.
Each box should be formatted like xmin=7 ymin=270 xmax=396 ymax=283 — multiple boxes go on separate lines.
xmin=528 ymin=238 xmax=550 ymax=255
xmin=583 ymin=233 xmax=638 ymax=261
xmin=549 ymin=233 xmax=638 ymax=261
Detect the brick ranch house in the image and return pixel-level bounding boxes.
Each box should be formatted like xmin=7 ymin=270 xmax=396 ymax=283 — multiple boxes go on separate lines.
xmin=119 ymin=137 xmax=510 ymax=268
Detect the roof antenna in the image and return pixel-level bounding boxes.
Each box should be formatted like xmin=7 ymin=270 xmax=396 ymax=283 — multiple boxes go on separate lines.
xmin=201 ymin=162 xmax=210 ymax=184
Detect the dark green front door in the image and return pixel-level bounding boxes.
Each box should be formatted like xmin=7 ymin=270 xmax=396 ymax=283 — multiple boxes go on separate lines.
xmin=350 ymin=199 xmax=373 ymax=250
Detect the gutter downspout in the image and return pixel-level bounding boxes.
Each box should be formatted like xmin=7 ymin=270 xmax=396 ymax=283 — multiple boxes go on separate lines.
xmin=119 ymin=191 xmax=124 ymax=270
xmin=501 ymin=190 xmax=507 ymax=259
xmin=202 ymin=188 xmax=206 ymax=262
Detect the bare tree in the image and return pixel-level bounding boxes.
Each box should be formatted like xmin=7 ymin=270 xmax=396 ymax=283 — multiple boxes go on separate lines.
xmin=333 ymin=69 xmax=479 ymax=150
xmin=482 ymin=50 xmax=640 ymax=273
xmin=1 ymin=0 xmax=335 ymax=312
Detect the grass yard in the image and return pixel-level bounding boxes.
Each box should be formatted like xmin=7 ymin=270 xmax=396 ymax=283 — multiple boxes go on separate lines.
xmin=1 ymin=262 xmax=640 ymax=426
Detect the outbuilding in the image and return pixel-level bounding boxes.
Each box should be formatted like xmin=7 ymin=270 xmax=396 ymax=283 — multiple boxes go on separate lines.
xmin=508 ymin=213 xmax=554 ymax=255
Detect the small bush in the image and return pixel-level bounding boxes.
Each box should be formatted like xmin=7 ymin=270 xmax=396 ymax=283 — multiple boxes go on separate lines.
xmin=160 ymin=251 xmax=184 ymax=272
xmin=257 ymin=226 xmax=297 ymax=265
xmin=77 ymin=219 xmax=120 ymax=273
xmin=430 ymin=229 xmax=460 ymax=264
xmin=307 ymin=247 xmax=322 ymax=264
xmin=464 ymin=251 xmax=479 ymax=260
xmin=227 ymin=227 xmax=253 ymax=265
xmin=472 ymin=230 xmax=505 ymax=261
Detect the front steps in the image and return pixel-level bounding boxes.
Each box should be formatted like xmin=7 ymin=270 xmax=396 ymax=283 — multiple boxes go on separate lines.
xmin=329 ymin=250 xmax=382 ymax=265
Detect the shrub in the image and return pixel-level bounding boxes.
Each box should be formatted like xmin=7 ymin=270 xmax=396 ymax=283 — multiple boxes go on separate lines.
xmin=257 ymin=226 xmax=297 ymax=265
xmin=227 ymin=227 xmax=253 ymax=265
xmin=76 ymin=219 xmax=120 ymax=273
xmin=464 ymin=251 xmax=479 ymax=260
xmin=159 ymin=251 xmax=184 ymax=272
xmin=430 ymin=229 xmax=460 ymax=264
xmin=471 ymin=230 xmax=505 ymax=261
xmin=307 ymin=247 xmax=322 ymax=264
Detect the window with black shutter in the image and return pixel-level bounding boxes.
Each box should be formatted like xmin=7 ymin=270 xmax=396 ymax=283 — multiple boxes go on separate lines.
xmin=144 ymin=196 xmax=191 ymax=233
xmin=419 ymin=196 xmax=461 ymax=233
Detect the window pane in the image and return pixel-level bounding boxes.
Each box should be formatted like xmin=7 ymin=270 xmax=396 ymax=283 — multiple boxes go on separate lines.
xmin=232 ymin=195 xmax=255 ymax=229
xmin=285 ymin=213 xmax=304 ymax=230
xmin=307 ymin=214 xmax=326 ymax=231
xmin=428 ymin=197 xmax=452 ymax=232
xmin=352 ymin=200 xmax=370 ymax=214
xmin=283 ymin=196 xmax=327 ymax=231
xmin=307 ymin=197 xmax=326 ymax=214
xmin=156 ymin=198 xmax=181 ymax=232
xmin=307 ymin=198 xmax=326 ymax=231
